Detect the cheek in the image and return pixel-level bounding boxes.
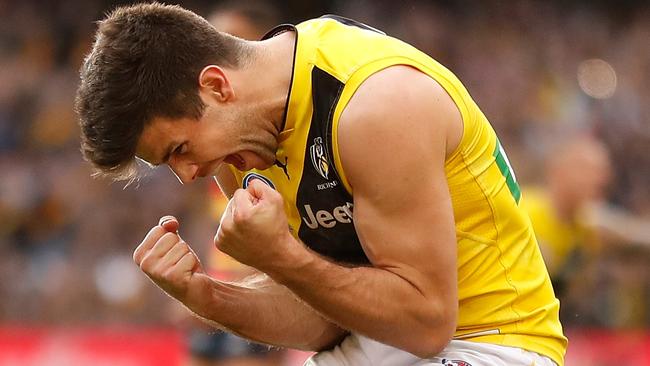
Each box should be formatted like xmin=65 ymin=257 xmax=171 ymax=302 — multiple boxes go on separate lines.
xmin=192 ymin=146 xmax=221 ymax=162
xmin=189 ymin=133 xmax=225 ymax=161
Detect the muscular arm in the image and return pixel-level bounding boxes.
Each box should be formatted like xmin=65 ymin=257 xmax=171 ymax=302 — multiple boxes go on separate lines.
xmin=136 ymin=164 xmax=346 ymax=351
xmin=260 ymin=66 xmax=461 ymax=357
xmin=180 ymin=166 xmax=347 ymax=350
xmin=184 ymin=270 xmax=347 ymax=350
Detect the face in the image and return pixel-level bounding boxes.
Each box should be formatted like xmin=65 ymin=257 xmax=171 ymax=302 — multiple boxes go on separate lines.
xmin=135 ymin=89 xmax=279 ymax=184
xmin=550 ymin=139 xmax=612 ymax=205
xmin=565 ymin=151 xmax=612 ymax=203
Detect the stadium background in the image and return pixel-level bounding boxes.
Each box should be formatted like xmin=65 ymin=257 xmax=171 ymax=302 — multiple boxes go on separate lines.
xmin=0 ymin=0 xmax=648 ymax=365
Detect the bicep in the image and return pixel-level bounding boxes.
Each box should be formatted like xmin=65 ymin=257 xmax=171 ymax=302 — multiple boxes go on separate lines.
xmin=338 ymin=66 xmax=460 ymax=298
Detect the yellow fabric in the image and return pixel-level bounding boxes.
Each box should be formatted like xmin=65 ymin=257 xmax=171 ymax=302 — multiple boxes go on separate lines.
xmin=229 ymin=17 xmax=567 ymax=365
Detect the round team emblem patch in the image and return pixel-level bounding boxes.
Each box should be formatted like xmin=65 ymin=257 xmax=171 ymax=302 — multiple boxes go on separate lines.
xmin=243 ymin=172 xmax=275 ymax=189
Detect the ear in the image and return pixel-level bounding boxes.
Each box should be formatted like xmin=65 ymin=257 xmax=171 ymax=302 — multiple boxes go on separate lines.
xmin=198 ymin=65 xmax=234 ymax=102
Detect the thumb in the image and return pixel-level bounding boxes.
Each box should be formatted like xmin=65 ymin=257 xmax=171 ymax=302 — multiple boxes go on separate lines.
xmin=231 ymin=187 xmax=256 ymax=217
xmin=159 ymin=215 xmax=180 ymax=233
xmin=246 ymin=178 xmax=274 ymax=202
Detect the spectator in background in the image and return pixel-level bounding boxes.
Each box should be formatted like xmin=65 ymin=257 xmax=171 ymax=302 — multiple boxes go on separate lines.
xmin=521 ymin=136 xmax=650 ymax=327
xmin=521 ymin=136 xmax=612 ymax=325
xmin=521 ymin=136 xmax=612 ymax=295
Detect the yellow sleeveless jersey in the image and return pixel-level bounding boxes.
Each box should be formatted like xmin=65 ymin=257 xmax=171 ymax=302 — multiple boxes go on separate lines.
xmin=228 ymin=16 xmax=567 ymax=365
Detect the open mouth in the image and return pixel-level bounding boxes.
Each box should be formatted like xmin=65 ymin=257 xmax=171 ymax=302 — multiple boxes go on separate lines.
xmin=224 ymin=153 xmax=246 ymax=170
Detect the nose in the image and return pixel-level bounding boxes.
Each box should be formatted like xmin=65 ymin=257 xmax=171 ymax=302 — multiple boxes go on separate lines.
xmin=168 ymin=160 xmax=199 ymax=185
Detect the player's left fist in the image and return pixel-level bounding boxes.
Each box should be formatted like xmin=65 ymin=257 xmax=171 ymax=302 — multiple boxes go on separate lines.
xmin=214 ymin=178 xmax=295 ymax=272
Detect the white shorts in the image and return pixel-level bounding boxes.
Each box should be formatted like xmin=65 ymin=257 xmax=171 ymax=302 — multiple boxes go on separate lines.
xmin=305 ymin=333 xmax=557 ymax=366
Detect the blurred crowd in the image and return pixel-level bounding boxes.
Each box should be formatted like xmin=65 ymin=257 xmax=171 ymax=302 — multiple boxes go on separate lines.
xmin=0 ymin=0 xmax=649 ymax=364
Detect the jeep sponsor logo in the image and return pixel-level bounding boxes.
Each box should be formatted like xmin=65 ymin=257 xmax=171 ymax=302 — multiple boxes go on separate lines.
xmin=302 ymin=202 xmax=353 ymax=229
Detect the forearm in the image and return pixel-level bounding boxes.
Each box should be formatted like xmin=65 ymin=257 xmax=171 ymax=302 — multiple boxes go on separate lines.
xmin=184 ymin=272 xmax=347 ymax=351
xmin=267 ymin=247 xmax=455 ymax=357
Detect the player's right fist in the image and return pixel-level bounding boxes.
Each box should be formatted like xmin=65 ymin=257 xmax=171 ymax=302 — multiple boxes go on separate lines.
xmin=133 ymin=216 xmax=204 ymax=303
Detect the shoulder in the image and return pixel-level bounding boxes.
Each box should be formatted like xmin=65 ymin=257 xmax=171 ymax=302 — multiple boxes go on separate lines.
xmin=340 ymin=65 xmax=462 ymax=160
xmin=333 ymin=65 xmax=463 ymax=208
xmin=337 ymin=66 xmax=463 ymax=190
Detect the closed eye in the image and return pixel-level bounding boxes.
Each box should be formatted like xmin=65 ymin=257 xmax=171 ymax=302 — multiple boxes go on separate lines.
xmin=174 ymin=143 xmax=188 ymax=156
xmin=160 ymin=141 xmax=189 ymax=165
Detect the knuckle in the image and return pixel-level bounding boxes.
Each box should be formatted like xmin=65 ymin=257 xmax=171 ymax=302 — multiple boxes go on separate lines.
xmin=220 ymin=220 xmax=235 ymax=235
xmin=181 ymin=252 xmax=197 ymax=268
xmin=139 ymin=255 xmax=155 ymax=273
xmin=160 ymin=232 xmax=179 ymax=242
xmin=133 ymin=249 xmax=142 ymax=264
xmin=147 ymin=225 xmax=164 ymax=237
xmin=213 ymin=233 xmax=223 ymax=248
xmin=161 ymin=268 xmax=177 ymax=283
xmin=214 ymin=234 xmax=228 ymax=252
xmin=147 ymin=226 xmax=167 ymax=243
xmin=153 ymin=225 xmax=167 ymax=235
xmin=271 ymin=189 xmax=283 ymax=203
xmin=232 ymin=210 xmax=248 ymax=225
xmin=177 ymin=242 xmax=190 ymax=255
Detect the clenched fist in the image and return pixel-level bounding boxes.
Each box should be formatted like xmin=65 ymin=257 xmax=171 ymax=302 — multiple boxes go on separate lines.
xmin=215 ymin=178 xmax=298 ymax=274
xmin=133 ymin=216 xmax=205 ymax=305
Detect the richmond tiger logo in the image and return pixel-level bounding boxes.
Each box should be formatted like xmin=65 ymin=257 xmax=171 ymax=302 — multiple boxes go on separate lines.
xmin=310 ymin=137 xmax=329 ymax=180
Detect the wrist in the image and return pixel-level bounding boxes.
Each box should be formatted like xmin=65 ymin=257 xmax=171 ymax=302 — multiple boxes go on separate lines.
xmin=183 ymin=275 xmax=252 ymax=332
xmin=266 ymin=234 xmax=316 ymax=285
xmin=183 ymin=273 xmax=220 ymax=318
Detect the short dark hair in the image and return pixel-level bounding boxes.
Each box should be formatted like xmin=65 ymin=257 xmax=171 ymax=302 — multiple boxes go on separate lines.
xmin=75 ymin=2 xmax=250 ymax=181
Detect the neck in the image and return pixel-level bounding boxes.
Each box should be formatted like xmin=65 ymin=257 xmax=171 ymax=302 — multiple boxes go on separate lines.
xmin=238 ymin=31 xmax=296 ymax=136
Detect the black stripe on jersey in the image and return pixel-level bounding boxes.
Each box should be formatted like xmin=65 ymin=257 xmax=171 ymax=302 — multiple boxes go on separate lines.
xmin=260 ymin=24 xmax=295 ymax=41
xmin=319 ymin=14 xmax=385 ymax=35
xmin=296 ymin=66 xmax=370 ymax=265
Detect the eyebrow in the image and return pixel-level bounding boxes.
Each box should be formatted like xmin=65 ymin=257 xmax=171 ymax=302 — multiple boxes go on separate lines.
xmin=159 ymin=143 xmax=176 ymax=166
xmin=141 ymin=142 xmax=176 ymax=167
